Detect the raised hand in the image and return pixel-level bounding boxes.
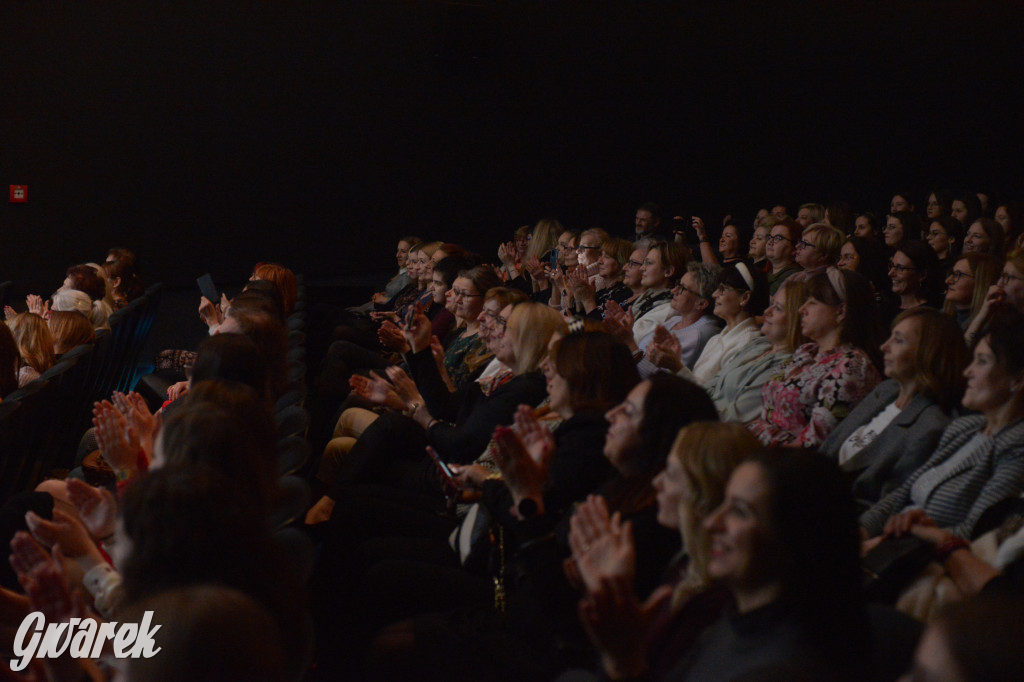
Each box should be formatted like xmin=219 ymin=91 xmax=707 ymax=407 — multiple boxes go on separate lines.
xmin=25 ymin=295 xmax=43 ymax=316
xmin=384 ymin=366 xmax=425 ymax=407
xmin=111 ymin=392 xmax=157 ymax=461
xmin=497 ymin=241 xmax=516 ymax=266
xmin=66 ymin=479 xmax=117 ymax=542
xmin=602 ymin=301 xmax=636 ymax=348
xmin=492 ymin=406 xmax=555 ymax=516
xmin=92 ymin=401 xmax=141 ymax=478
xmin=3 ymin=306 xmax=16 ymax=322
xmin=198 ymin=295 xmax=223 ymax=328
xmin=570 ymin=496 xmax=637 ymax=592
xmin=400 ymin=302 xmax=432 ymax=353
xmin=24 ymin=510 xmax=103 ymax=566
xmin=523 ymin=256 xmax=547 ymax=280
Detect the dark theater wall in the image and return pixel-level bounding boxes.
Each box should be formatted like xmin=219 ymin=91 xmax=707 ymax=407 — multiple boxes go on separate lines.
xmin=3 ymin=1 xmax=1022 ymax=297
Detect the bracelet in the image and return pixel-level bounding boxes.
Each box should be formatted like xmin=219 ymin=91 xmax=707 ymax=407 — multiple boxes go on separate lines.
xmin=631 ymin=349 xmax=644 ymax=363
xmin=404 ymin=402 xmax=421 ymax=418
xmin=934 ymin=536 xmax=970 ymax=563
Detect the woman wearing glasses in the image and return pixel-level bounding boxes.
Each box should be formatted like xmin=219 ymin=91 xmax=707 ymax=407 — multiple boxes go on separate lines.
xmin=765 ymin=220 xmax=803 ymax=295
xmin=965 ymin=250 xmax=1024 ymax=346
xmin=885 ymin=240 xmax=943 ymax=325
xmin=943 ymin=253 xmax=1000 ymax=331
xmin=749 ymin=268 xmax=883 ymax=448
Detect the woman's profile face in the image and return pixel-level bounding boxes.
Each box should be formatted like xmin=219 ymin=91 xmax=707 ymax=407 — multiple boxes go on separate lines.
xmin=396 ymin=240 xmax=412 ymax=269
xmin=962 ymin=337 xmax=1016 ymax=415
xmin=999 ymin=262 xmax=1024 ymax=312
xmin=944 ymin=259 xmax=974 ymax=308
xmin=623 ymin=249 xmax=646 ymax=288
xmin=653 ymin=453 xmax=691 ymax=530
xmin=719 ymin=225 xmax=739 ymax=257
xmin=880 ymin=316 xmax=921 ymax=383
xmin=926 ymin=222 xmax=952 ymax=257
xmin=603 ymin=380 xmax=649 ymax=469
xmin=430 ymin=273 xmax=448 ymax=305
xmin=640 ymin=249 xmax=671 ymax=289
xmin=798 ymin=295 xmax=842 ymax=342
xmin=760 ymin=286 xmax=789 ymax=344
xmin=951 ymin=200 xmax=969 ymax=225
xmin=748 ymin=227 xmax=769 ymax=261
xmin=494 ymin=305 xmax=516 ymax=366
xmin=703 ymin=462 xmax=776 ymax=590
xmin=542 ymin=336 xmax=571 ymax=416
xmin=962 ymin=221 xmax=990 ymax=254
xmin=883 ymin=216 xmax=905 ymax=247
xmin=853 ymin=215 xmax=874 ymax=238
xmin=712 ymin=283 xmax=747 ymax=321
xmin=995 ymin=205 xmax=1011 ymax=232
xmin=476 ymin=298 xmax=502 ymax=344
xmin=405 ymin=250 xmax=422 ymax=281
xmin=598 ymin=250 xmax=622 ymax=279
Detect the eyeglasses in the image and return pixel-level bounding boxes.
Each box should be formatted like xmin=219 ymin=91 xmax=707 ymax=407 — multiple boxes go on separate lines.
xmin=626 ymin=259 xmax=644 ymax=268
xmin=493 ymin=316 xmax=509 ymax=331
xmin=452 ymin=289 xmax=483 ymax=299
xmin=766 ymin=234 xmax=793 ymax=244
xmin=674 ymin=283 xmax=702 ymax=297
xmin=947 ymin=270 xmax=974 ymax=283
xmin=558 ymin=242 xmax=574 ymax=250
xmin=576 ymin=244 xmax=602 ymax=252
xmin=795 ymin=239 xmax=814 ymax=250
xmin=715 ymin=283 xmax=742 ymax=295
xmin=1000 ymin=271 xmax=1024 ymax=285
xmin=888 ymin=260 xmax=918 ymax=274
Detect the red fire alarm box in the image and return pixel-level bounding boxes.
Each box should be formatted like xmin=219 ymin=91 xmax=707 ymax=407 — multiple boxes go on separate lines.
xmin=9 ymin=185 xmax=27 ymax=203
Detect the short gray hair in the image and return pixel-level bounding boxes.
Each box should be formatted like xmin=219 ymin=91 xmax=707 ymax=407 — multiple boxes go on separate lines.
xmin=686 ymin=261 xmax=723 ymax=302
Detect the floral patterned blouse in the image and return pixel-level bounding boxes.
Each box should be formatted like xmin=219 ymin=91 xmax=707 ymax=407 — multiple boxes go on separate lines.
xmin=749 ymin=342 xmax=880 ymax=448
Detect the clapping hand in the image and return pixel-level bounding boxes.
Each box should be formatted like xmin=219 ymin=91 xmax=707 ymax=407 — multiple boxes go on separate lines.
xmin=492 ymin=405 xmax=555 ymax=517
xmin=349 ymin=372 xmax=404 ymax=410
xmin=646 ymin=325 xmax=683 ymax=372
xmin=400 ymin=303 xmax=432 ymax=353
xmin=66 ymin=479 xmax=117 ymax=542
xmin=92 ymin=401 xmax=141 ymax=478
xmin=569 ymin=495 xmax=636 ymax=593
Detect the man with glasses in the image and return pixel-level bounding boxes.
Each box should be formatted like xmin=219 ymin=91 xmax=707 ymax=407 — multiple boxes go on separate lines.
xmin=765 ymin=220 xmax=804 ymax=295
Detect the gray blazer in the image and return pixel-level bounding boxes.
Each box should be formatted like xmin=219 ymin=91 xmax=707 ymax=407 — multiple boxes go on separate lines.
xmin=821 ymin=380 xmax=951 ymax=504
xmin=860 ymin=415 xmax=1024 ymax=539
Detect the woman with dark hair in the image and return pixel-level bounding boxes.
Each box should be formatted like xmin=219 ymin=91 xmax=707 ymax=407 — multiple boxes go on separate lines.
xmin=825 ymin=200 xmax=855 ymax=236
xmin=840 ymin=235 xmax=891 ymax=299
xmin=884 ymin=211 xmax=924 ymax=251
xmin=102 ymin=257 xmax=144 ymax=310
xmin=962 ymin=217 xmax=1006 ymax=260
xmin=926 ymin=189 xmax=952 ymax=220
xmin=994 ymin=202 xmax=1022 ymax=253
xmin=189 ymin=333 xmax=270 ymax=402
xmin=691 ymin=261 xmax=769 ymax=384
xmin=750 ymin=268 xmax=883 ymax=448
xmin=888 ymin=240 xmax=944 ymax=318
xmin=821 ymin=308 xmax=969 ymax=505
xmin=854 ymin=211 xmax=881 ymax=239
xmin=667 ymin=448 xmax=870 ymax=681
xmin=926 ymin=215 xmax=966 ymax=274
xmin=861 ymin=312 xmax=1024 ymax=542
xmin=952 ymin=192 xmax=982 ymax=229
xmin=943 ymin=253 xmax=1000 ymax=331
xmin=891 ymin=191 xmax=916 ymax=215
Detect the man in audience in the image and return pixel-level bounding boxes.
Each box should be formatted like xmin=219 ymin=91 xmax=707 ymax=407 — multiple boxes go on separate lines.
xmin=634 ymin=202 xmax=668 ymax=240
xmin=772 ymin=204 xmax=788 ymax=221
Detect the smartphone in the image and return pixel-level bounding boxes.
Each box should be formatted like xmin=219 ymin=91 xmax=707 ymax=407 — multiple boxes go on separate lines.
xmin=197 ymin=273 xmax=219 ymax=303
xmin=426 ymin=445 xmax=456 ymax=486
xmin=549 ymin=249 xmax=559 ymax=269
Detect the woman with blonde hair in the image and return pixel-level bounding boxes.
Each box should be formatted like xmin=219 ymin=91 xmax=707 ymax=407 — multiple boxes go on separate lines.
xmin=47 ymin=310 xmax=96 ymax=356
xmin=575 ymin=422 xmax=761 ymax=680
xmin=943 ymin=252 xmax=1001 ymax=331
xmin=7 ymin=312 xmax=56 ymax=386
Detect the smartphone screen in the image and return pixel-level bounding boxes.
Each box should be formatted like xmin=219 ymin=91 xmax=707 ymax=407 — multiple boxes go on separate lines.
xmin=197 ymin=273 xmax=219 ymax=303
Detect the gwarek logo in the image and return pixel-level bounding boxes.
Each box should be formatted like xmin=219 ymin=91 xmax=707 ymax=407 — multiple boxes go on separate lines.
xmin=10 ymin=611 xmax=161 ymax=672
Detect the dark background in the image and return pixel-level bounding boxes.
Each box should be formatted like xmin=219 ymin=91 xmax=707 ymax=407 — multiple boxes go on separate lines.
xmin=3 ymin=0 xmax=1023 ymax=298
